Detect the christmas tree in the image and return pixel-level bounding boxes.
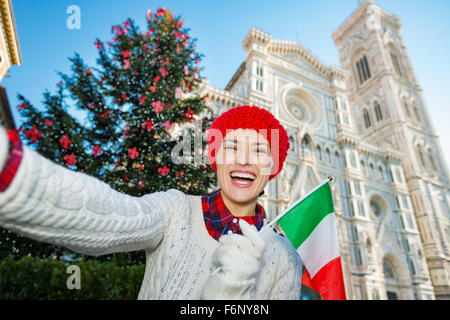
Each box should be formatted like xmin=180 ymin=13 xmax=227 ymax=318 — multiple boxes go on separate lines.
xmin=1 ymin=8 xmax=217 ymax=264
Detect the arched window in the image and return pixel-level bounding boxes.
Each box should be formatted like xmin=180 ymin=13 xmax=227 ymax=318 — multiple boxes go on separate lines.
xmin=390 ymin=52 xmax=403 ymax=76
xmin=388 ymin=167 xmax=394 ymax=183
xmin=363 ymin=110 xmax=372 ymax=128
xmin=374 ymin=102 xmax=383 ymax=121
xmin=383 ymin=257 xmax=401 ymax=300
xmin=360 ymin=160 xmax=366 ymax=176
xmin=288 ymin=135 xmax=296 ymax=153
xmin=355 ymin=248 xmax=363 ymax=266
xmin=355 ymin=54 xmax=372 ymax=84
xmin=351 ymin=225 xmax=359 ymax=241
xmin=378 ymin=166 xmax=384 ymax=181
xmin=349 ymin=152 xmax=357 ymax=168
xmin=383 ymin=262 xmax=394 ymax=278
xmin=370 ymin=199 xmax=382 ymax=217
xmin=408 ymin=258 xmax=416 ymax=275
xmin=417 ymin=147 xmax=425 ymax=167
xmin=316 ymin=145 xmax=322 ymax=161
xmin=403 ymin=100 xmax=411 ymax=117
xmin=369 ymin=163 xmax=375 ymax=177
xmin=301 ymin=136 xmax=311 ymax=157
xmin=325 ymin=148 xmax=331 ymax=164
xmin=256 ymin=63 xmax=264 ymax=76
xmin=413 ymin=102 xmax=421 ymax=122
xmin=428 ymin=149 xmax=437 ymax=171
xmin=335 ymin=151 xmax=341 ymax=168
xmin=395 ymin=167 xmax=403 ymax=183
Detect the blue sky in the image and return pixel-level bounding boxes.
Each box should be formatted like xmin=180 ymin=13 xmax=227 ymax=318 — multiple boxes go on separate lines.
xmin=3 ymin=0 xmax=450 ymax=168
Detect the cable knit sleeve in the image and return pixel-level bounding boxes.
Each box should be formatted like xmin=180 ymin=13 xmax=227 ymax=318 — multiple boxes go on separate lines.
xmin=0 ymin=145 xmax=185 ymax=256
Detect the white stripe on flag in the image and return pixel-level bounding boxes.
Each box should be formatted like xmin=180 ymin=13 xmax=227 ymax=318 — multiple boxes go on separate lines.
xmin=297 ymin=212 xmax=340 ymax=278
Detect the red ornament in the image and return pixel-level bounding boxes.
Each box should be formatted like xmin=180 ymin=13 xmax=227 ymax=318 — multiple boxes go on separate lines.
xmin=149 ymin=85 xmax=157 ymax=93
xmin=162 ymin=121 xmax=172 ymax=131
xmin=151 ymin=100 xmax=164 ymax=113
xmin=157 ymin=165 xmax=170 ymax=176
xmin=94 ymin=40 xmax=103 ymax=50
xmin=113 ymin=25 xmax=123 ymax=36
xmin=121 ymin=50 xmax=131 ymax=58
xmin=98 ymin=110 xmax=111 ymax=119
xmin=175 ymin=169 xmax=184 ymax=177
xmin=17 ymin=102 xmax=28 ymax=112
xmin=59 ymin=135 xmax=72 ymax=150
xmin=24 ymin=126 xmax=42 ymax=143
xmin=142 ymin=120 xmax=154 ymax=132
xmin=175 ymin=20 xmax=183 ymax=28
xmin=64 ymin=153 xmax=77 ymax=166
xmin=159 ymin=67 xmax=169 ymax=77
xmin=156 ymin=8 xmax=166 ymax=17
xmin=121 ymin=93 xmax=128 ymax=102
xmin=139 ymin=95 xmax=147 ymax=104
xmin=185 ymin=108 xmax=194 ymax=122
xmin=44 ymin=118 xmax=53 ymax=127
xmin=92 ymin=145 xmax=102 ymax=157
xmin=128 ymin=147 xmax=139 ymax=160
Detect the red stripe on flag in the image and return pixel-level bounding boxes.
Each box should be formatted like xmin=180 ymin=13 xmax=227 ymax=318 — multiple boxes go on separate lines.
xmin=301 ymin=267 xmax=315 ymax=291
xmin=302 ymin=257 xmax=346 ymax=300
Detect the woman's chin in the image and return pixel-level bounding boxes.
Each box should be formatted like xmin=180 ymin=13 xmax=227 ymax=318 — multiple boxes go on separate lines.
xmin=225 ymin=186 xmax=259 ymax=203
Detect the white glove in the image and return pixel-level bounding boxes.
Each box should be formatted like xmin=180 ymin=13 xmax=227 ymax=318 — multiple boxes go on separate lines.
xmin=0 ymin=126 xmax=8 ymax=173
xmin=201 ymin=219 xmax=266 ymax=300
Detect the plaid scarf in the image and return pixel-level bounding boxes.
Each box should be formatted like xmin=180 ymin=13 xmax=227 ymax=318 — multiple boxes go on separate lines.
xmin=201 ymin=188 xmax=264 ymax=241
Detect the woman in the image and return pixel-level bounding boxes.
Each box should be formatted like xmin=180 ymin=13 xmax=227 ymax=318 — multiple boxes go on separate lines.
xmin=0 ymin=105 xmax=302 ymax=299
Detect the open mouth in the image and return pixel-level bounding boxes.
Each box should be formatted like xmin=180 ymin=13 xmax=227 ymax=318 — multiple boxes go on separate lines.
xmin=229 ymin=170 xmax=256 ymax=188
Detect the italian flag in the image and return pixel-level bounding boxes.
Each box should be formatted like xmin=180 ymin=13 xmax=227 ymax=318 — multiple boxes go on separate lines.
xmin=265 ymin=177 xmax=346 ymax=300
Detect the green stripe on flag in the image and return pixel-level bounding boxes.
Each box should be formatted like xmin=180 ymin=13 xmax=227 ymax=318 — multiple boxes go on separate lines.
xmin=278 ymin=182 xmax=334 ymax=249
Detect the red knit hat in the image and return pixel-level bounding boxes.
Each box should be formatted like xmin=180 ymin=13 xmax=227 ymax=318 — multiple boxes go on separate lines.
xmin=207 ymin=105 xmax=290 ymax=181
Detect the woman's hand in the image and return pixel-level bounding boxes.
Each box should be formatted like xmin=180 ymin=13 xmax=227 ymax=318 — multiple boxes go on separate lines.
xmin=214 ymin=219 xmax=266 ymax=282
xmin=201 ymin=219 xmax=266 ymax=299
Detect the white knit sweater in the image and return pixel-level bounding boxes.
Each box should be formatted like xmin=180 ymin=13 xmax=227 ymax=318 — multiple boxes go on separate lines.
xmin=0 ymin=144 xmax=302 ymax=299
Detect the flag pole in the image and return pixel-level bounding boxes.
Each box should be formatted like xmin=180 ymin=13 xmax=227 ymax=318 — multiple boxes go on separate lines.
xmin=262 ymin=176 xmax=333 ymax=231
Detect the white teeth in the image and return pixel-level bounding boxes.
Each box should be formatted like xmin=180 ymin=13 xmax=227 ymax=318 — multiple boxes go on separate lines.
xmin=230 ymin=172 xmax=256 ymax=180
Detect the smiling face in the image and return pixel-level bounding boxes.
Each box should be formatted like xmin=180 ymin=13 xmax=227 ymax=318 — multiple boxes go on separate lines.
xmin=215 ymin=128 xmax=273 ymax=205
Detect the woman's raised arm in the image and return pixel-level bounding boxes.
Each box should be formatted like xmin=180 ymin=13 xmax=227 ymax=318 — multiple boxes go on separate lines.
xmin=0 ymin=127 xmax=185 ymax=256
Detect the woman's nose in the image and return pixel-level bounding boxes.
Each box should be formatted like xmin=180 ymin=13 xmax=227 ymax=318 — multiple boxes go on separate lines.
xmin=236 ymin=146 xmax=250 ymax=165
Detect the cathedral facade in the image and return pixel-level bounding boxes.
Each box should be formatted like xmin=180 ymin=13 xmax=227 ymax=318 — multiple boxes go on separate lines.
xmin=201 ymin=1 xmax=449 ymax=300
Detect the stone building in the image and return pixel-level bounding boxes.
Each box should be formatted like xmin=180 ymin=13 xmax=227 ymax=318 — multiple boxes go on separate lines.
xmin=201 ymin=0 xmax=449 ymax=300
xmin=0 ymin=0 xmax=21 ymax=129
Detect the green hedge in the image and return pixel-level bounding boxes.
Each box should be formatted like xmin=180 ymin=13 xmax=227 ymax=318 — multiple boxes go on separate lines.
xmin=0 ymin=255 xmax=145 ymax=299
